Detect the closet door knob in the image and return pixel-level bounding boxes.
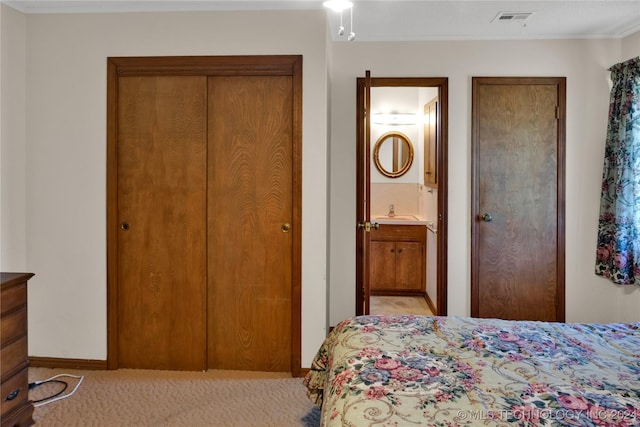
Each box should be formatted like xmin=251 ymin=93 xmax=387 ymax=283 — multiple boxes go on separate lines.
xmin=281 ymin=223 xmax=291 ymax=233
xmin=120 ymin=222 xmax=130 ymax=231
xmin=481 ymin=213 xmax=493 ymax=222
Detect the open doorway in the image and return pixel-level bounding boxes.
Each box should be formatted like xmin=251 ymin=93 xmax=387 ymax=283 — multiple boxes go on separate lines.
xmin=356 ymin=76 xmax=448 ymax=317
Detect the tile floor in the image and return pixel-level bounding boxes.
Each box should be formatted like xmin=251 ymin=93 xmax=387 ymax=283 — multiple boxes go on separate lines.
xmin=369 ymin=295 xmax=433 ymax=316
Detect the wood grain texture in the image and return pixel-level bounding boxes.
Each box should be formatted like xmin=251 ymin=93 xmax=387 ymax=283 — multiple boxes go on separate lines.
xmin=108 ymin=56 xmax=302 ymax=374
xmin=1 ymin=273 xmax=34 ymax=427
xmin=117 ymin=76 xmax=208 ymax=370
xmin=370 ymin=225 xmax=425 ymax=295
xmin=395 ymin=242 xmax=423 ymax=290
xmin=207 ymin=75 xmax=293 ymax=371
xmin=370 ymin=241 xmax=397 ymax=290
xmin=472 ymin=78 xmax=565 ymax=321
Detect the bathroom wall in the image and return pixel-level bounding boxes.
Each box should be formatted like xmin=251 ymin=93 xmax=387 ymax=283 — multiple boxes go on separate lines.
xmin=370 ymin=86 xmax=439 ymax=221
xmin=371 ymin=183 xmax=422 ymax=217
xmin=421 ymin=187 xmax=438 ymax=222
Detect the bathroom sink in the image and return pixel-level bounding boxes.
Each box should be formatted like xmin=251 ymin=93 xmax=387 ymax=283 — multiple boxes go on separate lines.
xmin=374 ymin=215 xmax=418 ymax=221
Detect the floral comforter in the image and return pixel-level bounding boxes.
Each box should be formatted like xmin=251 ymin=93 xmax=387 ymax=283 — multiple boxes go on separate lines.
xmin=304 ymin=315 xmax=640 ymax=426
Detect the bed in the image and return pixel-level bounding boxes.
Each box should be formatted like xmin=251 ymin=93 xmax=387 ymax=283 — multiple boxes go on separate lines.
xmin=304 ymin=315 xmax=640 ymax=426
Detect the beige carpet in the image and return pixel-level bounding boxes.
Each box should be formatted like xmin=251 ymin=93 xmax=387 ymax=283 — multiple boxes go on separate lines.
xmin=29 ymin=367 xmax=320 ymax=427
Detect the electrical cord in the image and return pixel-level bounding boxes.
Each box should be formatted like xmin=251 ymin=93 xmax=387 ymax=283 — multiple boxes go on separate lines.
xmin=29 ymin=379 xmax=68 ymax=403
xmin=29 ymin=373 xmax=85 ymax=407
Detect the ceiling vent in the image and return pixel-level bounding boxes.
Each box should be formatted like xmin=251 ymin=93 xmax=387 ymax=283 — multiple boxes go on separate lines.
xmin=492 ymin=12 xmax=534 ymax=23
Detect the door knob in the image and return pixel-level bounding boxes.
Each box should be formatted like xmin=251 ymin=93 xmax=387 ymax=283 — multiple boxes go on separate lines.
xmin=281 ymin=223 xmax=291 ymax=233
xmin=356 ymin=221 xmax=379 ymax=232
xmin=481 ymin=213 xmax=493 ymax=222
xmin=120 ymin=222 xmax=130 ymax=231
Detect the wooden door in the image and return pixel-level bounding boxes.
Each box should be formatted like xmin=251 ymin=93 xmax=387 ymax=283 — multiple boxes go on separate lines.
xmin=355 ymin=71 xmax=373 ymax=315
xmin=107 ymin=56 xmax=302 ymax=374
xmin=115 ymin=75 xmax=208 ymax=370
xmin=471 ymin=77 xmax=565 ymax=321
xmin=207 ymin=75 xmax=294 ymax=372
xmin=356 ymin=77 xmax=449 ymax=316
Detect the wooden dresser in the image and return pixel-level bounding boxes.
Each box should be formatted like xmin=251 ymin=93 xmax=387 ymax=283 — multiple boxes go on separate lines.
xmin=1 ymin=273 xmax=35 ymax=427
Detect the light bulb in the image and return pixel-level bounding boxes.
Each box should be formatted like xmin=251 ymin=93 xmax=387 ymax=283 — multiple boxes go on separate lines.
xmin=338 ymin=26 xmax=345 ymax=36
xmin=323 ymin=0 xmax=353 ymax=12
xmin=348 ymin=31 xmax=356 ymax=41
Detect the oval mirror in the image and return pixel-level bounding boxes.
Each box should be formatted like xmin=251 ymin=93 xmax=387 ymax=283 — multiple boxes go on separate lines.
xmin=373 ymin=131 xmax=414 ymax=178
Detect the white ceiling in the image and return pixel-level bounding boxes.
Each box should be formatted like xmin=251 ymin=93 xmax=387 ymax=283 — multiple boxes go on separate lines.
xmin=4 ymin=0 xmax=640 ymax=41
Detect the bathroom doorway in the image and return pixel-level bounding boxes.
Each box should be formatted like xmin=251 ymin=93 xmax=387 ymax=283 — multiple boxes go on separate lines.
xmin=356 ymin=75 xmax=448 ymax=317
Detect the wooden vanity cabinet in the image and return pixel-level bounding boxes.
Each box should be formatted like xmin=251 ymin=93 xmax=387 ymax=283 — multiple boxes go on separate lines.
xmin=1 ymin=273 xmax=35 ymax=427
xmin=370 ymin=225 xmax=425 ymax=295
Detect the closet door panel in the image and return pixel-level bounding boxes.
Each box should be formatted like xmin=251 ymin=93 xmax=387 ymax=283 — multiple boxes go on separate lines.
xmin=471 ymin=77 xmax=565 ymax=321
xmin=207 ymin=75 xmax=293 ymax=371
xmin=117 ymin=76 xmax=208 ymax=370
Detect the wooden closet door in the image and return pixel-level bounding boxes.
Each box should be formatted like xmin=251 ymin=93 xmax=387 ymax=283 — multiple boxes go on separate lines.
xmin=207 ymin=75 xmax=293 ymax=371
xmin=116 ymin=76 xmax=208 ymax=370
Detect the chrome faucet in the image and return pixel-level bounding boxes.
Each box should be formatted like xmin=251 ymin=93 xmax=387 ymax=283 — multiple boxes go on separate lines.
xmin=388 ymin=204 xmax=396 ymax=217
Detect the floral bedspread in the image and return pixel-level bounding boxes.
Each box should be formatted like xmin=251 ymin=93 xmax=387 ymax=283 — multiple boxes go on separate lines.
xmin=304 ymin=315 xmax=640 ymax=426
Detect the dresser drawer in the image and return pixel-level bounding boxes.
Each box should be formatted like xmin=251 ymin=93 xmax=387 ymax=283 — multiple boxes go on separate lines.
xmin=1 ymin=367 xmax=29 ymax=418
xmin=0 ymin=282 xmax=26 ymax=316
xmin=1 ymin=273 xmax=34 ymax=427
xmin=0 ymin=308 xmax=27 ymax=347
xmin=1 ymin=336 xmax=28 ymax=380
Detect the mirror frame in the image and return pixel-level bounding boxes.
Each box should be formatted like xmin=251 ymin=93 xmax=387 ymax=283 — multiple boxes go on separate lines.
xmin=372 ymin=131 xmax=414 ymax=178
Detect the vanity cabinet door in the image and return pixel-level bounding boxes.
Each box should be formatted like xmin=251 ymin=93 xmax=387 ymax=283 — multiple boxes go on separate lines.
xmin=395 ymin=242 xmax=423 ymax=290
xmin=370 ymin=241 xmax=396 ymax=290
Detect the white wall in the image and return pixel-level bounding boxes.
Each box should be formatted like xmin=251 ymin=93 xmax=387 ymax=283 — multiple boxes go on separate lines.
xmin=6 ymin=6 xmax=640 ymax=368
xmin=370 ymin=87 xmax=421 ymax=184
xmin=622 ymin=30 xmax=640 ymax=60
xmin=21 ymin=10 xmax=328 ymax=366
xmin=0 ymin=4 xmax=27 ymax=271
xmin=329 ymin=38 xmax=640 ymax=326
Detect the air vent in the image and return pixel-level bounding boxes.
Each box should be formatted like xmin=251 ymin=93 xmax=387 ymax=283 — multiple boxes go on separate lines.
xmin=492 ymin=12 xmax=534 ymax=23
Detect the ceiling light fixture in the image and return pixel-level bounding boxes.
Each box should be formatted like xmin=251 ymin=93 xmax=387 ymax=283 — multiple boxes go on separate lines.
xmin=323 ymin=0 xmax=352 ymax=12
xmin=323 ymin=0 xmax=355 ymax=41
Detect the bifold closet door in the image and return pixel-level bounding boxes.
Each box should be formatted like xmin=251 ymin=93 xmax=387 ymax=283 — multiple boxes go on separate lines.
xmin=207 ymin=75 xmax=293 ymax=371
xmin=117 ymin=76 xmax=208 ymax=370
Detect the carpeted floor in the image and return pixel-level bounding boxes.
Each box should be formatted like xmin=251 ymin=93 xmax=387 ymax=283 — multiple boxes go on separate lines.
xmin=29 ymin=367 xmax=320 ymax=427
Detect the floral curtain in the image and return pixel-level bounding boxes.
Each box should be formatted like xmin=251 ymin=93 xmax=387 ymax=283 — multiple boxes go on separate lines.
xmin=595 ymin=56 xmax=640 ymax=285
